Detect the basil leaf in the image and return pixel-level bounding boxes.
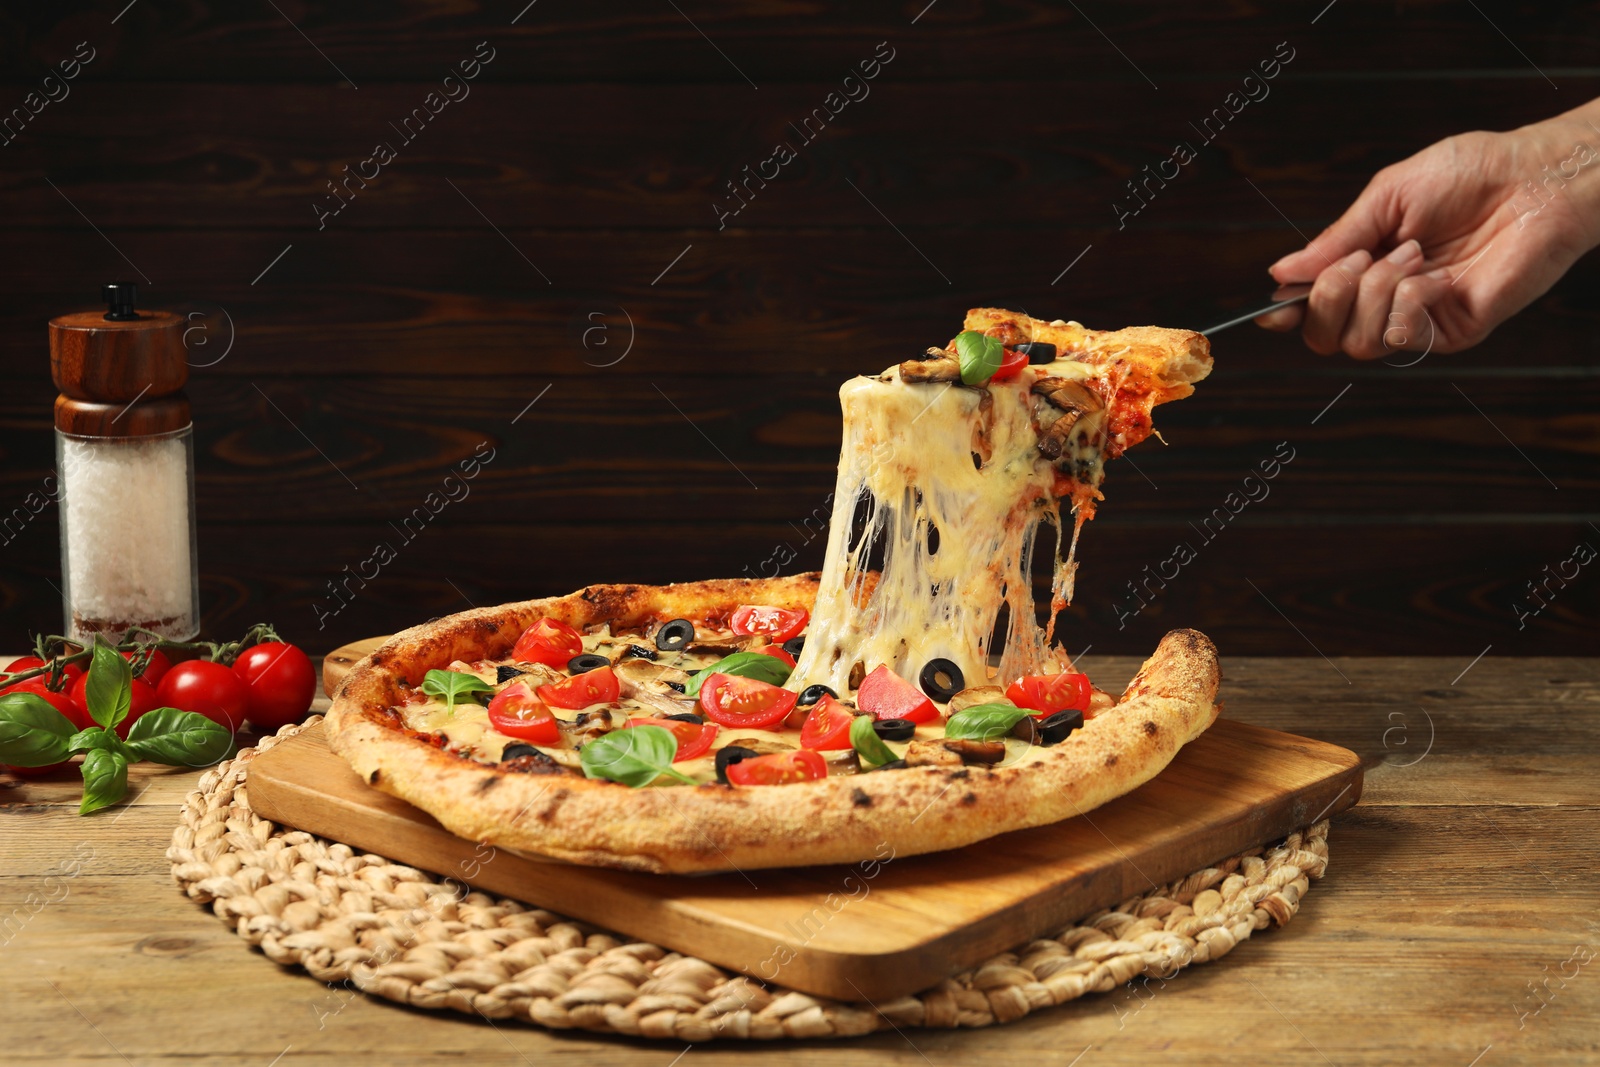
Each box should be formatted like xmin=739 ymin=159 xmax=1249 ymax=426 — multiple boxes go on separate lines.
xmin=954 ymin=330 xmax=1004 ymax=385
xmin=68 ymin=728 xmax=129 ymax=758
xmin=124 ymin=708 xmax=234 ymax=767
xmin=85 ymin=636 xmax=132 ymax=729
xmin=79 ymin=747 xmax=129 ymax=815
xmin=850 ymin=714 xmax=898 ymax=768
xmin=579 ymin=725 xmax=696 ymax=787
xmin=421 ymin=669 xmax=496 ymax=715
xmin=683 ymin=652 xmax=791 ymax=697
xmin=0 ymin=692 xmax=77 ymax=767
xmin=943 ymin=702 xmax=1031 ymax=741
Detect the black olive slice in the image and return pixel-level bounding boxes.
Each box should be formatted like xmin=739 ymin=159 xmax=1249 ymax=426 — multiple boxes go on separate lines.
xmin=874 ymin=759 xmax=909 ymax=771
xmin=664 ymin=680 xmax=686 ymax=693
xmin=566 ymin=653 xmax=610 ymax=674
xmin=622 ymin=644 xmax=659 ymax=661
xmin=500 ymin=742 xmax=541 ymax=761
xmin=496 ymin=665 xmax=526 ymax=684
xmin=797 ymin=683 xmax=837 ymax=707
xmin=715 ymin=745 xmax=761 ymax=783
xmin=1038 ymin=709 xmax=1084 ymax=745
xmin=1017 ymin=341 xmax=1057 ymax=364
xmin=664 ymin=712 xmax=704 ymax=724
xmin=782 ymin=635 xmax=806 ymax=657
xmin=872 ymin=718 xmax=916 ymax=742
xmin=918 ymin=658 xmax=965 ymax=702
xmin=655 ymin=618 xmax=696 ymax=652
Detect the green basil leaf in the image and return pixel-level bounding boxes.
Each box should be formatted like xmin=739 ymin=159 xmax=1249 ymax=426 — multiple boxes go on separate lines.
xmin=943 ymin=702 xmax=1030 ymax=742
xmin=85 ymin=635 xmax=132 ymax=729
xmin=850 ymin=714 xmax=898 ymax=768
xmin=683 ymin=652 xmax=791 ymax=698
xmin=0 ymin=692 xmax=77 ymax=767
xmin=124 ymin=708 xmax=234 ymax=767
xmin=67 ymin=728 xmax=129 ymax=758
xmin=420 ymin=669 xmax=496 ymax=715
xmin=579 ymin=725 xmax=695 ymax=787
xmin=79 ymin=747 xmax=129 ymax=815
xmin=954 ymin=330 xmax=1004 ymax=385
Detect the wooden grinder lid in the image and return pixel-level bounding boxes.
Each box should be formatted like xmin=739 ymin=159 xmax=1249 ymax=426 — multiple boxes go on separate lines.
xmin=50 ymin=283 xmax=190 ymax=437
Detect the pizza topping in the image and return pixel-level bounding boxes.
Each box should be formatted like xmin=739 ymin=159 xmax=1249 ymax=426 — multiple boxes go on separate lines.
xmin=620 ymin=644 xmax=658 ymax=661
xmin=903 ymin=739 xmax=962 ymax=768
xmin=870 ymin=717 xmax=916 ymax=742
xmin=1017 ymin=341 xmax=1057 ymax=364
xmin=653 ymin=618 xmax=696 ymax=652
xmin=1037 ymin=709 xmax=1085 ymax=745
xmin=781 ymin=635 xmax=805 ymax=658
xmin=953 ymin=330 xmax=1004 ymax=385
xmin=628 ymin=716 xmax=718 ymax=761
xmin=850 ymin=714 xmax=900 ymax=768
xmin=947 ymin=685 xmax=1009 ymax=712
xmin=579 ymin=724 xmax=696 ymax=786
xmin=724 ymin=748 xmax=827 ymax=786
xmin=536 ymin=666 xmax=620 ymax=710
xmin=699 ymin=673 xmax=798 ymax=730
xmin=420 ymin=669 xmax=495 ymax=714
xmin=512 ymin=618 xmax=584 ymax=669
xmin=496 ymin=665 xmax=526 ymax=684
xmin=684 ymin=651 xmax=791 ymax=697
xmin=500 ymin=742 xmax=542 ymax=761
xmin=857 ymin=665 xmax=938 ymax=724
xmin=941 ymin=738 xmax=1007 ymax=765
xmin=500 ymin=747 xmax=574 ymax=776
xmin=730 ymin=605 xmax=810 ymax=643
xmin=798 ymin=695 xmax=856 ymax=751
xmin=899 ymin=351 xmax=961 ymax=383
xmin=944 ymin=702 xmax=1032 ymax=741
xmin=988 ymin=346 xmax=1029 ymax=383
xmin=714 ymin=744 xmax=760 ymax=783
xmin=486 ymin=682 xmax=560 ymax=744
xmin=754 ymin=645 xmax=797 ymax=668
xmin=1005 ymin=672 xmax=1091 ymax=716
xmin=797 ymin=683 xmax=837 ymax=707
xmin=917 ymin=658 xmax=965 ymax=702
xmin=566 ymin=653 xmax=610 ymax=674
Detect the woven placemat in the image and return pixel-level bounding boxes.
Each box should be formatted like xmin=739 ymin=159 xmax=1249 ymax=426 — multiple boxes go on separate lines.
xmin=168 ymin=717 xmax=1332 ymax=1042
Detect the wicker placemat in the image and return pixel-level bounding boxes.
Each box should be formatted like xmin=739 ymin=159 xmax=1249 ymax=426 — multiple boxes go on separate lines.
xmin=167 ymin=717 xmax=1332 ymax=1041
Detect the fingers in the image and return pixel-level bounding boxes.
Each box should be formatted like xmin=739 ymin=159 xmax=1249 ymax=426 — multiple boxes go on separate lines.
xmin=1301 ymin=249 xmax=1371 ymax=355
xmin=1341 ymin=239 xmax=1426 ymax=359
xmin=1384 ymin=269 xmax=1452 ymax=361
xmin=1254 ymin=284 xmax=1310 ymax=332
xmin=1269 ymin=174 xmax=1399 ymax=284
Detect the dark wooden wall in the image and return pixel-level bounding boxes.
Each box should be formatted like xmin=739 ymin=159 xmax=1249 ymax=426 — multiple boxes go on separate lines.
xmin=1 ymin=1 xmax=1596 ymax=659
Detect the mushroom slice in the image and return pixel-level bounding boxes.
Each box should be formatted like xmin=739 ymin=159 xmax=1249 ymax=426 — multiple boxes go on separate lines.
xmin=946 ymin=685 xmax=1010 ymax=713
xmin=613 ymin=657 xmax=692 ymax=696
xmin=1031 ymin=377 xmax=1102 ymax=414
xmin=821 ymin=749 xmax=862 ymax=776
xmin=941 ymin=738 xmax=1006 ymax=765
xmin=904 ymin=739 xmax=962 ymax=768
xmin=560 ymin=708 xmax=625 ymax=741
xmin=686 ymin=635 xmax=765 ymax=656
xmin=900 ymin=351 xmax=961 ymax=383
xmin=1038 ymin=410 xmax=1085 ymax=460
xmin=721 ymin=735 xmax=795 ymax=756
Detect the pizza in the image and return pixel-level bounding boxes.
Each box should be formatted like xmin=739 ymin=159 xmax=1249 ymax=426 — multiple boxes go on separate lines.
xmin=326 ymin=309 xmax=1220 ymax=873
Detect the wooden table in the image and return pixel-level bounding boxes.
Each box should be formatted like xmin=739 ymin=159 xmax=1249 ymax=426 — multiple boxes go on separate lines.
xmin=4 ymin=655 xmax=1597 ymax=1065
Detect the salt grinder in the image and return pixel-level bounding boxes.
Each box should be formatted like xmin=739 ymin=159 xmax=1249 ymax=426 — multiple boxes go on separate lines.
xmin=50 ymin=283 xmax=200 ymax=643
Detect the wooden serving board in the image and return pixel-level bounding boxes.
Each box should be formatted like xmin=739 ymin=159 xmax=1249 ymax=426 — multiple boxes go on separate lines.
xmin=249 ymin=639 xmax=1365 ymax=1002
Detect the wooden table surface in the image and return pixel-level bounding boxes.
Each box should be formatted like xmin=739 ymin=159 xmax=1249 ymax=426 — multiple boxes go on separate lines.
xmin=4 ymin=654 xmax=1597 ymax=1066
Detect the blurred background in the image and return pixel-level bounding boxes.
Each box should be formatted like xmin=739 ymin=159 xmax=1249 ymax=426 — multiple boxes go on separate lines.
xmin=1 ymin=1 xmax=1596 ymax=659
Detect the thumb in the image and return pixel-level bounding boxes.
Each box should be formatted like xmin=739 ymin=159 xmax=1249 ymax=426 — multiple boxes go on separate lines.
xmin=1270 ymin=178 xmax=1400 ymax=284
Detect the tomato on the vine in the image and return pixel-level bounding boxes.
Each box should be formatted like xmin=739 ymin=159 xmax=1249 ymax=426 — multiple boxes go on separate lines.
xmin=69 ymin=672 xmax=159 ymax=737
xmin=3 ymin=656 xmax=84 ymax=693
xmin=729 ymin=605 xmax=809 ymax=644
xmin=856 ymin=665 xmax=938 ymax=724
xmin=628 ymin=717 xmax=718 ymax=761
xmin=157 ymin=661 xmax=249 ymax=733
xmin=799 ymin=695 xmax=856 ymax=750
xmin=16 ymin=678 xmax=91 ymax=732
xmin=698 ymin=674 xmax=797 ymax=730
xmin=487 ymin=682 xmax=560 ymax=744
xmin=725 ymin=749 xmax=827 ymax=786
xmin=512 ymin=618 xmax=584 ymax=669
xmin=537 ymin=666 xmax=620 ymax=710
xmin=231 ymin=642 xmax=317 ymax=730
xmin=123 ymin=648 xmax=171 ymax=688
xmin=1006 ymin=673 xmax=1091 ymax=717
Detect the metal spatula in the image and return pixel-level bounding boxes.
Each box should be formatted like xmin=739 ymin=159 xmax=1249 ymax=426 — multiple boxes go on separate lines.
xmin=1200 ymin=284 xmax=1311 ymax=336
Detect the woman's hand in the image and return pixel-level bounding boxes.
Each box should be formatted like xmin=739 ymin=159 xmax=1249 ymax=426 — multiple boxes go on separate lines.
xmin=1257 ymin=101 xmax=1600 ymax=359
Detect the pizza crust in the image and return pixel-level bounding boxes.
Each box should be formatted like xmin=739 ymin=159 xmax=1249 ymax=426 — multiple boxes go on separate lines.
xmin=325 ymin=576 xmax=1220 ymax=874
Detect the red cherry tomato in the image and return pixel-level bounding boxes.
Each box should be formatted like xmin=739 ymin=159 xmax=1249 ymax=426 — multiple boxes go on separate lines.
xmin=799 ymin=695 xmax=856 ymax=750
xmin=231 ymin=642 xmax=318 ymax=730
xmin=729 ymin=605 xmax=809 ymax=644
xmin=512 ymin=618 xmax=584 ymax=669
xmin=989 ymin=347 xmax=1030 ymax=382
xmin=857 ymin=665 xmax=938 ymax=724
xmin=12 ymin=678 xmax=90 ymax=732
xmin=122 ymin=648 xmax=171 ymax=688
xmin=537 ymin=666 xmax=620 ymax=710
xmin=69 ymin=672 xmax=160 ymax=736
xmin=698 ymin=673 xmax=797 ymax=730
xmin=1006 ymin=672 xmax=1091 ymax=717
xmin=2 ymin=760 xmax=70 ymax=778
xmin=725 ymin=748 xmax=827 ymax=786
xmin=156 ymin=661 xmax=248 ymax=733
xmin=754 ymin=645 xmax=796 ymax=668
xmin=628 ymin=717 xmax=719 ymax=761
xmin=3 ymin=656 xmax=84 ymax=693
xmin=487 ymin=682 xmax=560 ymax=744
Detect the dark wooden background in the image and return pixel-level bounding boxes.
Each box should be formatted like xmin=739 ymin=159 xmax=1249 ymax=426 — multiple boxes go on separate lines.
xmin=1 ymin=1 xmax=1596 ymax=659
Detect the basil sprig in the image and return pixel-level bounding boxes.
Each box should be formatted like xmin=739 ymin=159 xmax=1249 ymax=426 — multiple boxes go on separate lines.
xmin=421 ymin=669 xmax=496 ymax=714
xmin=0 ymin=634 xmax=233 ymax=814
xmin=850 ymin=714 xmax=898 ymax=768
xmin=683 ymin=651 xmax=791 ymax=697
xmin=579 ymin=725 xmax=696 ymax=787
xmin=943 ymin=702 xmax=1031 ymax=741
xmin=954 ymin=330 xmax=1004 ymax=385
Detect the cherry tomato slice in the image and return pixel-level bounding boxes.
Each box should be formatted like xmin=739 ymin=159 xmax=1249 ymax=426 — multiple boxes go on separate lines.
xmin=487 ymin=682 xmax=560 ymax=744
xmin=628 ymin=717 xmax=719 ymax=761
xmin=698 ymin=673 xmax=797 ymax=729
xmin=754 ymin=644 xmax=797 ymax=668
xmin=857 ymin=665 xmax=938 ymax=724
xmin=512 ymin=618 xmax=584 ymax=669
xmin=799 ymin=694 xmax=856 ymax=750
xmin=725 ymin=748 xmax=828 ymax=786
xmin=1006 ymin=672 xmax=1092 ymax=716
xmin=989 ymin=347 xmax=1029 ymax=382
xmin=729 ymin=605 xmax=809 ymax=644
xmin=537 ymin=666 xmax=620 ymax=710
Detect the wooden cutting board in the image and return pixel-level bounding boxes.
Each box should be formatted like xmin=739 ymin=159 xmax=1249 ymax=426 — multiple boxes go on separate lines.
xmin=250 ymin=638 xmax=1363 ymax=1002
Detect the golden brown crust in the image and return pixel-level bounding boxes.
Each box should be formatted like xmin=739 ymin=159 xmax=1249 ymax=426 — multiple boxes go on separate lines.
xmin=326 ymin=577 xmax=1220 ymax=874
